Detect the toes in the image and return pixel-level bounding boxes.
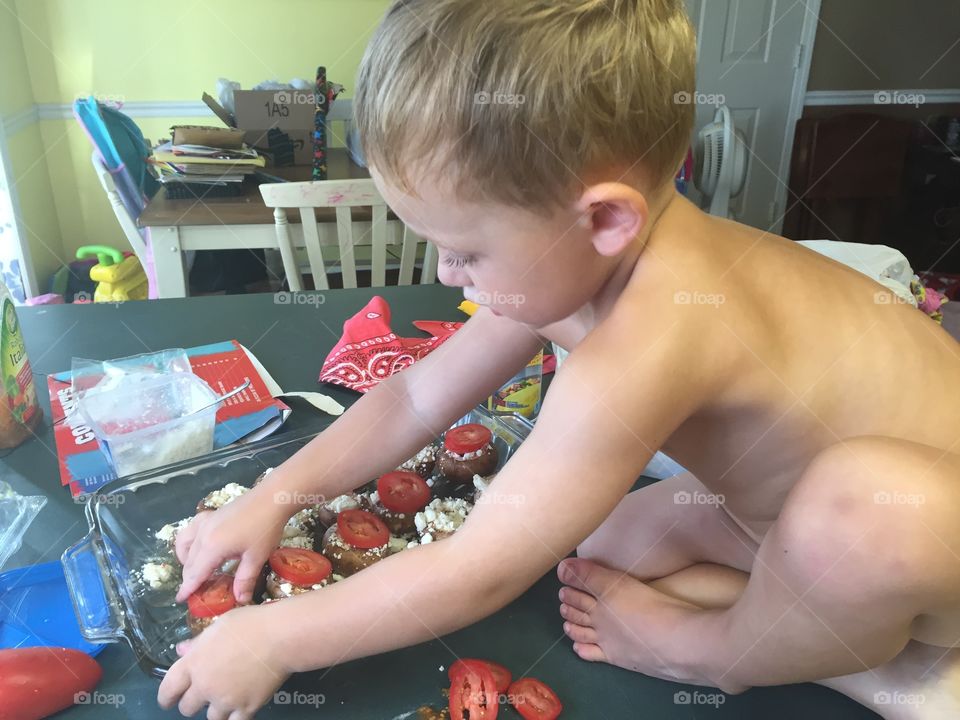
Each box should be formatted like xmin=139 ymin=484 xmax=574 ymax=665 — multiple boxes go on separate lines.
xmin=559 ymin=602 xmax=591 ymax=627
xmin=558 ymin=558 xmax=623 ymax=600
xmin=563 ymin=621 xmax=598 ymax=645
xmin=573 ymin=642 xmax=607 ymax=663
xmin=558 ymin=586 xmax=597 ymax=614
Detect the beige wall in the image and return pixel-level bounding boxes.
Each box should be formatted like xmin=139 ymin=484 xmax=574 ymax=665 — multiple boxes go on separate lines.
xmin=808 ymin=0 xmax=960 ymax=91
xmin=1 ymin=0 xmax=392 ymax=292
xmin=1 ymin=1 xmax=64 ymax=292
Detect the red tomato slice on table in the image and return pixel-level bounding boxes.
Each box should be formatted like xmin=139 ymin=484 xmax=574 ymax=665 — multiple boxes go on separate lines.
xmin=444 ymin=423 xmax=492 ymax=455
xmin=449 ymin=661 xmax=499 ymax=720
xmin=187 ymin=573 xmax=238 ymax=618
xmin=377 ymin=471 xmax=431 ymax=513
xmin=337 ymin=509 xmax=390 ymax=549
xmin=508 ymin=677 xmax=563 ymax=720
xmin=0 ymin=647 xmax=102 ymax=720
xmin=448 ymin=658 xmax=512 ymax=694
xmin=269 ymin=547 xmax=332 ymax=586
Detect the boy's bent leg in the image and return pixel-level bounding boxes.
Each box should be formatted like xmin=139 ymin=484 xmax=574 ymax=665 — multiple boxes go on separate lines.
xmin=560 ymin=437 xmax=960 ymax=718
xmin=575 ymin=471 xmax=758 ymax=577
xmin=559 ymin=472 xmax=759 ymax=672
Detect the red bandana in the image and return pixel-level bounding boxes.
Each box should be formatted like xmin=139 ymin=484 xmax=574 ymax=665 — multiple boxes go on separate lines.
xmin=320 ymin=296 xmax=462 ymax=393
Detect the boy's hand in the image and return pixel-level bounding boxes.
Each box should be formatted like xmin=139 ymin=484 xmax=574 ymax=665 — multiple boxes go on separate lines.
xmin=175 ymin=491 xmax=288 ymax=604
xmin=158 ymin=605 xmax=289 ymax=718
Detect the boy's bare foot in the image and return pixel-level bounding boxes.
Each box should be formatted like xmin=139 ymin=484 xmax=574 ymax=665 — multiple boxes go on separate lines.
xmin=556 ymin=557 xmax=726 ymax=687
xmin=819 ymin=640 xmax=960 ymax=720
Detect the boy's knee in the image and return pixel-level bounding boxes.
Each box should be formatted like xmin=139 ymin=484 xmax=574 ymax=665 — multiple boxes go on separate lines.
xmin=774 ymin=438 xmax=958 ymax=596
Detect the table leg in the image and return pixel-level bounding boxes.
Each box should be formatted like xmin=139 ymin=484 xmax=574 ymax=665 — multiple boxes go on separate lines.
xmin=152 ymin=226 xmax=188 ymax=298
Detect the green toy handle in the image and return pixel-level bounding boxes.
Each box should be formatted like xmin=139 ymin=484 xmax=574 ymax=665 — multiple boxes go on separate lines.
xmin=77 ymin=245 xmax=123 ymax=267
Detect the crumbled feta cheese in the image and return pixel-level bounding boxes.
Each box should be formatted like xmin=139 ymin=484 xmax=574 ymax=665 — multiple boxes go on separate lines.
xmin=155 ymin=518 xmax=189 ymax=543
xmin=406 ymin=540 xmax=419 ymax=549
xmin=279 ymin=535 xmax=314 ymax=550
xmin=325 ymin=494 xmax=360 ymax=513
xmin=141 ymin=561 xmax=176 ymax=590
xmin=331 ymin=574 xmax=345 ymax=583
xmin=421 ymin=533 xmax=433 ymax=544
xmin=400 ymin=445 xmax=437 ymax=471
xmin=425 ymin=478 xmax=434 ymax=487
xmin=387 ymin=535 xmax=409 ymax=554
xmin=472 ymin=473 xmax=493 ymax=495
xmin=370 ymin=490 xmax=380 ymax=505
xmin=446 ymin=445 xmax=489 ymax=461
xmin=414 ymin=497 xmax=473 ymax=541
xmin=202 ymin=482 xmax=248 ymax=509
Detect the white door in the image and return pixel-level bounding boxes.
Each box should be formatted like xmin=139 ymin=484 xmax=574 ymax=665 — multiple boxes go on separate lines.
xmin=685 ymin=0 xmax=819 ymax=233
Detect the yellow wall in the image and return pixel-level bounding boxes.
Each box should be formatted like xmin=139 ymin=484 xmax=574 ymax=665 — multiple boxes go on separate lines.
xmin=1 ymin=0 xmax=64 ymax=291
xmin=3 ymin=0 xmax=391 ymax=289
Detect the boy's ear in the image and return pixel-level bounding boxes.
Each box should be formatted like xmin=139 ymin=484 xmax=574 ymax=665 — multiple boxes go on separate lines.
xmin=578 ymin=183 xmax=649 ymax=257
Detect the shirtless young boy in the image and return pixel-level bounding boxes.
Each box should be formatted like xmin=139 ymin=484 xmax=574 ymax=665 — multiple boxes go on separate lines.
xmin=159 ymin=1 xmax=960 ymax=718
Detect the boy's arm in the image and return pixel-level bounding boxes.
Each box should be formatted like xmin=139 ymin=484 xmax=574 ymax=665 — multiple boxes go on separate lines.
xmin=262 ymin=315 xmax=713 ymax=669
xmin=176 ymin=309 xmax=543 ymax=600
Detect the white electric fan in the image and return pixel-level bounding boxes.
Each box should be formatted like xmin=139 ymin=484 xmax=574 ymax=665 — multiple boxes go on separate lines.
xmin=694 ymin=105 xmax=747 ymax=218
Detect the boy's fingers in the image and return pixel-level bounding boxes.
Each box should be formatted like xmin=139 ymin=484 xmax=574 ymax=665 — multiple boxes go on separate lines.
xmin=176 ymin=554 xmax=223 ymax=603
xmin=157 ymin=660 xmax=190 ymax=709
xmin=233 ymin=553 xmax=266 ymax=604
xmin=176 ymin=639 xmax=194 ymax=656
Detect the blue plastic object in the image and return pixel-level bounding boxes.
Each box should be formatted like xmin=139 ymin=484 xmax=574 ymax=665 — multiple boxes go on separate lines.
xmin=0 ymin=561 xmax=104 ymax=656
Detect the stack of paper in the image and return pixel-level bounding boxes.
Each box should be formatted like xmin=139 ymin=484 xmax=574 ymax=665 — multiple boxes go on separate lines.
xmin=152 ymin=141 xmax=265 ymax=187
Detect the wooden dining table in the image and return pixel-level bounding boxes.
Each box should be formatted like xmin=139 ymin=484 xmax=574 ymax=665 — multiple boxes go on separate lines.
xmin=138 ymin=149 xmax=402 ymax=299
xmin=7 ymin=287 xmax=878 ymax=720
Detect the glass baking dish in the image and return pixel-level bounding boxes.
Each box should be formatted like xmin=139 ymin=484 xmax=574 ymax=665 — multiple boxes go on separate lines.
xmin=61 ymin=406 xmax=533 ymax=678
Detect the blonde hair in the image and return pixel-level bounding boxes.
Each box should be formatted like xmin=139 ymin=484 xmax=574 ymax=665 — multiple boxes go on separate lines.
xmin=355 ymin=0 xmax=696 ymax=212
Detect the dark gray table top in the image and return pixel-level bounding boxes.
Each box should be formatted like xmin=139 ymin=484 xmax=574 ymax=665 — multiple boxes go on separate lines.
xmin=6 ymin=287 xmax=876 ymax=719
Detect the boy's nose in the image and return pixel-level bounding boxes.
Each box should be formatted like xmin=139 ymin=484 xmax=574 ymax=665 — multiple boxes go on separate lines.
xmin=437 ymin=262 xmax=469 ymax=288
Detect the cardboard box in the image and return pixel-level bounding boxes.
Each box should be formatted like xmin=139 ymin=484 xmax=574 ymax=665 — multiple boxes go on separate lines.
xmin=234 ymin=90 xmax=321 ymax=165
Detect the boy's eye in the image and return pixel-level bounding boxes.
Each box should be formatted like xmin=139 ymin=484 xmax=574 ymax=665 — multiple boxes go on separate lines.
xmin=442 ymin=254 xmax=474 ymax=269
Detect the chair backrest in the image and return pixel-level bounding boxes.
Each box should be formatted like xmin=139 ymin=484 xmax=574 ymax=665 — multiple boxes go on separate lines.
xmin=259 ymin=178 xmax=438 ymax=291
xmin=90 ymin=152 xmax=158 ymax=299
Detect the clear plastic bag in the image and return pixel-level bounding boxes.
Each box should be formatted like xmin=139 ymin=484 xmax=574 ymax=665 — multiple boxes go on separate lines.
xmin=0 ymin=480 xmax=46 ymax=571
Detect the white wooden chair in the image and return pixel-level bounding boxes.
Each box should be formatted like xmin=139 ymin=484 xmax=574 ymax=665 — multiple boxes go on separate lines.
xmin=259 ymin=179 xmax=438 ymax=291
xmin=90 ymin=152 xmax=152 ymax=282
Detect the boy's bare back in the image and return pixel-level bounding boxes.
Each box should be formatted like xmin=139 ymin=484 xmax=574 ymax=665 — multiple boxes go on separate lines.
xmin=542 ymin=193 xmax=960 ymax=542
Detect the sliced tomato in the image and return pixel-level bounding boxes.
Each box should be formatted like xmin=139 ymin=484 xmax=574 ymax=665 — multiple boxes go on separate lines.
xmin=449 ymin=661 xmax=499 ymax=720
xmin=448 ymin=658 xmax=512 ymax=694
xmin=269 ymin=547 xmax=332 ymax=586
xmin=444 ymin=423 xmax=492 ymax=455
xmin=377 ymin=471 xmax=431 ymax=513
xmin=337 ymin=508 xmax=390 ymax=549
xmin=187 ymin=573 xmax=237 ymax=618
xmin=0 ymin=647 xmax=102 ymax=720
xmin=508 ymin=678 xmax=562 ymax=720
